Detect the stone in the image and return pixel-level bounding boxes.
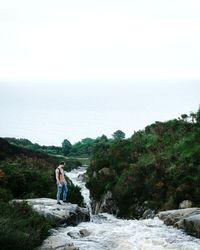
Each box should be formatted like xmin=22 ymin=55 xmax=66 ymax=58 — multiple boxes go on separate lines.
xmin=158 ymin=208 xmax=198 ymax=222
xmin=77 ymin=174 xmax=86 ymax=182
xmin=182 ymin=214 xmax=200 ymax=238
xmin=93 ymin=171 xmax=97 ymax=178
xmin=67 ymin=231 xmax=80 ymax=239
xmin=179 ymin=200 xmax=193 ymax=209
xmin=99 ymin=191 xmax=119 ymax=215
xmin=98 ymin=167 xmax=111 ymax=176
xmin=142 ymin=209 xmax=155 ymax=219
xmin=12 ymin=198 xmax=90 ymax=226
xmin=43 ymin=243 xmax=79 ymax=250
xmin=79 ymin=229 xmax=90 ymax=237
xmin=158 ymin=207 xmax=200 ymax=238
xmin=57 ymin=243 xmax=79 ymax=250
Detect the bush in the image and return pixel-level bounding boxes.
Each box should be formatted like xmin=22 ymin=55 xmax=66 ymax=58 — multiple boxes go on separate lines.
xmin=0 ymin=201 xmax=55 ymax=250
xmin=0 ymin=160 xmax=83 ymax=205
xmin=86 ymin=109 xmax=200 ymax=218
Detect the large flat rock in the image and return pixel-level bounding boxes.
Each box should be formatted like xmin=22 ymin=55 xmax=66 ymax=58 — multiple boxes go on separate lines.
xmin=12 ymin=198 xmax=90 ymax=226
xmin=158 ymin=208 xmax=200 ymax=238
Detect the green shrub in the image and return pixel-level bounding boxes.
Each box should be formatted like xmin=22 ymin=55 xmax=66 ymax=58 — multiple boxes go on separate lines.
xmin=87 ymin=109 xmax=200 ymax=218
xmin=0 ymin=201 xmax=55 ymax=250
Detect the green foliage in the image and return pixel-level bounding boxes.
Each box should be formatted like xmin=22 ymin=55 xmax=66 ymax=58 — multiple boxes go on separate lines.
xmin=0 ymin=138 xmax=83 ymax=202
xmin=87 ymin=108 xmax=200 ymax=218
xmin=69 ymin=138 xmax=96 ymax=157
xmin=112 ymin=130 xmax=125 ymax=140
xmin=0 ymin=138 xmax=84 ymax=249
xmin=4 ymin=137 xmax=64 ymax=156
xmin=4 ymin=136 xmax=108 ymax=158
xmin=62 ymin=139 xmax=72 ymax=155
xmin=0 ymin=201 xmax=55 ymax=250
xmin=0 ymin=159 xmax=83 ymax=205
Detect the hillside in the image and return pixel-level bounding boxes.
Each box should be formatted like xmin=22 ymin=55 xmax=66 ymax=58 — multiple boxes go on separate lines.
xmin=0 ymin=138 xmax=83 ymax=250
xmin=86 ymin=109 xmax=200 ymax=218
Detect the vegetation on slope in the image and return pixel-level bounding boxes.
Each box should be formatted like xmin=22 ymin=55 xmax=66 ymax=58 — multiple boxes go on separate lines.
xmin=0 ymin=138 xmax=83 ymax=250
xmin=0 ymin=201 xmax=55 ymax=250
xmin=86 ymin=108 xmax=200 ymax=218
xmin=4 ymin=130 xmax=126 ymax=157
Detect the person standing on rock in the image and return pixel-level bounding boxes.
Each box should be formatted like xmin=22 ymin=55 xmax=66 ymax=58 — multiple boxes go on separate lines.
xmin=55 ymin=161 xmax=68 ymax=205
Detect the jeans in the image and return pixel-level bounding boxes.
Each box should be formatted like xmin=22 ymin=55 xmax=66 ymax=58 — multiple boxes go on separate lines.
xmin=57 ymin=182 xmax=68 ymax=202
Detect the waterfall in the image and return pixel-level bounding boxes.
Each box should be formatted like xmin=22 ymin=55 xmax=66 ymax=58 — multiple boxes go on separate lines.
xmin=66 ymin=166 xmax=92 ymax=215
xmin=45 ymin=167 xmax=200 ymax=250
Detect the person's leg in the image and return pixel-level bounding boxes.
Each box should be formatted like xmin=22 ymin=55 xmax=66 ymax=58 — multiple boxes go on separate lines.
xmin=56 ymin=183 xmax=62 ymax=204
xmin=63 ymin=183 xmax=68 ymax=202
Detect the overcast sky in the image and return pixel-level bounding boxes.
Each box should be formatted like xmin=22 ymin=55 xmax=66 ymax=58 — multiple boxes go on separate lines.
xmin=0 ymin=1 xmax=200 ymax=145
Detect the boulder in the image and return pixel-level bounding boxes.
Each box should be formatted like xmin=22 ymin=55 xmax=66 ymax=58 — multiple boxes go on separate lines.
xmin=39 ymin=242 xmax=79 ymax=250
xmin=56 ymin=243 xmax=79 ymax=250
xmin=67 ymin=229 xmax=90 ymax=240
xmin=176 ymin=214 xmax=200 ymax=238
xmin=98 ymin=167 xmax=111 ymax=176
xmin=142 ymin=209 xmax=155 ymax=219
xmin=79 ymin=229 xmax=90 ymax=237
xmin=92 ymin=171 xmax=97 ymax=178
xmin=12 ymin=198 xmax=90 ymax=226
xmin=91 ymin=191 xmax=119 ymax=215
xmin=67 ymin=231 xmax=80 ymax=239
xmin=179 ymin=200 xmax=193 ymax=209
xmin=77 ymin=174 xmax=86 ymax=182
xmin=158 ymin=207 xmax=200 ymax=238
xmin=99 ymin=191 xmax=119 ymax=215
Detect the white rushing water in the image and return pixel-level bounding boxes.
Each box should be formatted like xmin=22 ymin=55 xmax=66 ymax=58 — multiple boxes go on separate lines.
xmin=53 ymin=167 xmax=200 ymax=250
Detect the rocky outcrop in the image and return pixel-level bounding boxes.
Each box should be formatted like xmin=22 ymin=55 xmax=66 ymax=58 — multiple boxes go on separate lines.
xmin=98 ymin=167 xmax=111 ymax=176
xmin=77 ymin=173 xmax=86 ymax=182
xmin=142 ymin=209 xmax=155 ymax=219
xmin=158 ymin=207 xmax=200 ymax=238
xmin=39 ymin=242 xmax=79 ymax=250
xmin=67 ymin=229 xmax=90 ymax=239
xmin=38 ymin=226 xmax=91 ymax=250
xmin=179 ymin=200 xmax=193 ymax=209
xmin=12 ymin=198 xmax=90 ymax=226
xmin=91 ymin=191 xmax=119 ymax=215
xmin=99 ymin=191 xmax=119 ymax=215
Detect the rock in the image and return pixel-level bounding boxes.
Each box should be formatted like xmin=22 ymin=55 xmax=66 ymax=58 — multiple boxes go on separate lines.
xmin=77 ymin=174 xmax=86 ymax=182
xmin=98 ymin=168 xmax=111 ymax=176
xmin=158 ymin=207 xmax=200 ymax=238
xmin=91 ymin=191 xmax=119 ymax=215
xmin=67 ymin=229 xmax=90 ymax=239
xmin=158 ymin=207 xmax=198 ymax=225
xmin=12 ymin=198 xmax=90 ymax=226
xmin=57 ymin=243 xmax=79 ymax=250
xmin=99 ymin=191 xmax=119 ymax=215
xmin=67 ymin=231 xmax=80 ymax=239
xmin=142 ymin=209 xmax=155 ymax=219
xmin=79 ymin=229 xmax=90 ymax=237
xmin=41 ymin=242 xmax=79 ymax=250
xmin=93 ymin=200 xmax=100 ymax=214
xmin=93 ymin=171 xmax=97 ymax=178
xmin=179 ymin=200 xmax=193 ymax=209
xmin=177 ymin=214 xmax=200 ymax=238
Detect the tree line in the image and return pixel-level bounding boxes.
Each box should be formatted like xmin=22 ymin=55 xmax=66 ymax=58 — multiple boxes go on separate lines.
xmin=4 ymin=130 xmax=126 ymax=157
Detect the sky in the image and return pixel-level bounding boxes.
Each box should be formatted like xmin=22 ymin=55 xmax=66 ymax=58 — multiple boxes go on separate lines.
xmin=0 ymin=1 xmax=200 ymax=145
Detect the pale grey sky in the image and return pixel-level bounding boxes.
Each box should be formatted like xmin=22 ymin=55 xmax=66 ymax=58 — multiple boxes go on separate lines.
xmin=0 ymin=0 xmax=200 ymax=81
xmin=0 ymin=1 xmax=200 ymax=145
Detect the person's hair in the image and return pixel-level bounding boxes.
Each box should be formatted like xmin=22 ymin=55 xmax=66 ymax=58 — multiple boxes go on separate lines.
xmin=60 ymin=161 xmax=65 ymax=165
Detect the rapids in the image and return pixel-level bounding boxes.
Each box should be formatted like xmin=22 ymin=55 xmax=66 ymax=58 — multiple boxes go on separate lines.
xmin=49 ymin=167 xmax=200 ymax=250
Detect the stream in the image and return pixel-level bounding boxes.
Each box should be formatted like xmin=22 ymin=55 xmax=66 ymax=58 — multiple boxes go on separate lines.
xmin=46 ymin=167 xmax=200 ymax=250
